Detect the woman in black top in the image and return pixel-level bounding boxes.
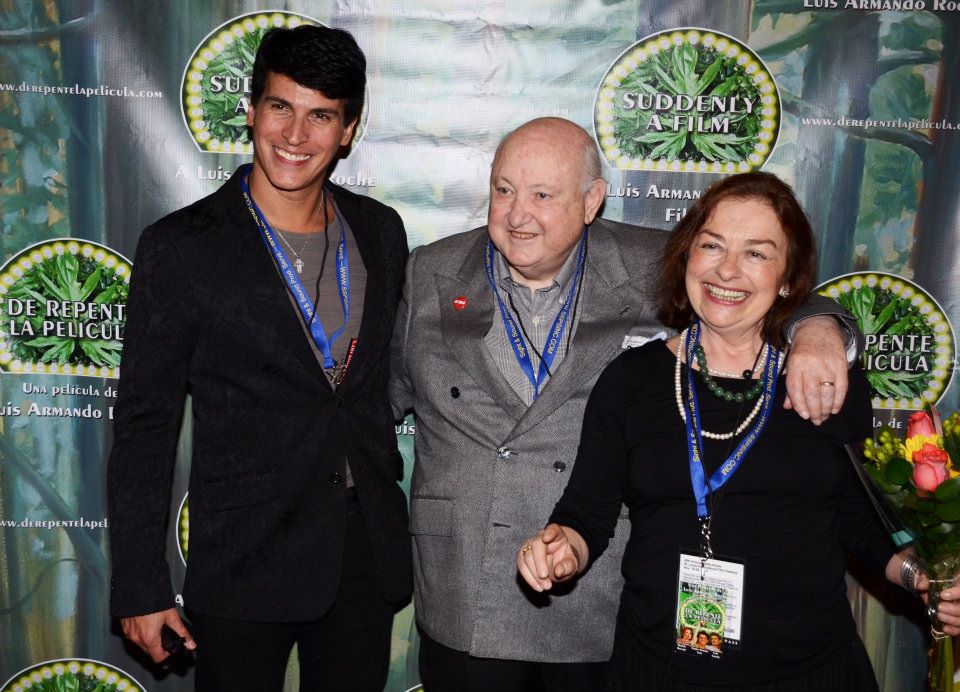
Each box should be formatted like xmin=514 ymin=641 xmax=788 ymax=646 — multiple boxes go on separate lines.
xmin=516 ymin=173 xmax=956 ymax=691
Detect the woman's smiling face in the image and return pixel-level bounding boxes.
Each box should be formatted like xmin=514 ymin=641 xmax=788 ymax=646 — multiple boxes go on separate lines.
xmin=684 ymin=197 xmax=789 ymax=340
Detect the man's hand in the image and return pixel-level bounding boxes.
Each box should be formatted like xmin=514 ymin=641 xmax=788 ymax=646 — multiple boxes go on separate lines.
xmin=517 ymin=524 xmax=588 ymax=592
xmin=121 ymin=608 xmax=196 ymax=663
xmin=784 ymin=315 xmax=848 ymax=425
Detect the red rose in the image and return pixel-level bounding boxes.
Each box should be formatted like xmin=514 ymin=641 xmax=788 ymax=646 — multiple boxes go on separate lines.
xmin=914 ymin=443 xmax=949 ymax=466
xmin=913 ymin=442 xmax=949 ymax=492
xmin=907 ymin=410 xmax=937 ymax=439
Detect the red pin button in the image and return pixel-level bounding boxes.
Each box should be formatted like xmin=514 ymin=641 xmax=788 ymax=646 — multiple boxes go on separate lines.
xmin=453 ymin=296 xmax=468 ymax=311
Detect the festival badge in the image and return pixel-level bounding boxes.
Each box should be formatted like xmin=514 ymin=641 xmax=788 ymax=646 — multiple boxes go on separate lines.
xmin=594 ymin=28 xmax=780 ymax=173
xmin=817 ymin=272 xmax=955 ymax=410
xmin=675 ymin=580 xmax=728 ymax=656
xmin=0 ymin=240 xmax=131 ymax=379
xmin=2 ymin=658 xmax=145 ymax=692
xmin=181 ymin=11 xmax=367 ymax=155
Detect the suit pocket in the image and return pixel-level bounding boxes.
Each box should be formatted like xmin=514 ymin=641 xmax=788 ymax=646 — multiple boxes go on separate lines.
xmin=197 ymin=467 xmax=279 ymax=512
xmin=409 ymin=496 xmax=454 ymax=536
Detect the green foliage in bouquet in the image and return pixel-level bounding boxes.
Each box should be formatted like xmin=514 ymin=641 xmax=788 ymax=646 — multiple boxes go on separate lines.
xmin=862 ymin=411 xmax=960 ymax=560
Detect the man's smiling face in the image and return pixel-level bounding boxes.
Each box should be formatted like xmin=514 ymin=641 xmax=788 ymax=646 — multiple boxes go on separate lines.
xmin=486 ymin=121 xmax=605 ymax=290
xmin=246 ymin=70 xmax=356 ymax=196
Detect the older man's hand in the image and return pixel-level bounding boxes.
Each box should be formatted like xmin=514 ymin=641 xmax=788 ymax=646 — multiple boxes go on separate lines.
xmin=784 ymin=315 xmax=848 ymax=425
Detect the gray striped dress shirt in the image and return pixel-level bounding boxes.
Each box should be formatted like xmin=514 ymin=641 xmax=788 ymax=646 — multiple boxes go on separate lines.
xmin=483 ymin=239 xmax=586 ymax=406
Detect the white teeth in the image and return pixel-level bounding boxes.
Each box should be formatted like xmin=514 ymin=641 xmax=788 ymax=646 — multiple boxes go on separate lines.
xmin=706 ymin=284 xmax=747 ymax=301
xmin=275 ymin=148 xmax=310 ymax=162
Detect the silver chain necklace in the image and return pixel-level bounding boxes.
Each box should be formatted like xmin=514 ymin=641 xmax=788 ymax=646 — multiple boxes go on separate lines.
xmin=276 ymin=192 xmax=324 ymax=274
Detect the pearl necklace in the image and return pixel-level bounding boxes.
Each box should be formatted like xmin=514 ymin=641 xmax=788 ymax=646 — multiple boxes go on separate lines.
xmin=674 ymin=329 xmax=779 ymax=441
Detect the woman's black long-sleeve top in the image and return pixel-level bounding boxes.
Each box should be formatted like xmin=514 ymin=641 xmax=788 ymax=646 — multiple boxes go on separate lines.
xmin=549 ymin=340 xmax=894 ymax=687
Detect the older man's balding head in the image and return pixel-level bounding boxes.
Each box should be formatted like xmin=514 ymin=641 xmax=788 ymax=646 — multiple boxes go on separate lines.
xmin=492 ymin=118 xmax=605 ymax=194
xmin=486 ymin=118 xmax=607 ymax=290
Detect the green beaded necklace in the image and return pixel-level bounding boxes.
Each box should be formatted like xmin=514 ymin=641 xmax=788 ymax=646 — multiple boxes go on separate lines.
xmin=693 ymin=344 xmax=765 ymax=403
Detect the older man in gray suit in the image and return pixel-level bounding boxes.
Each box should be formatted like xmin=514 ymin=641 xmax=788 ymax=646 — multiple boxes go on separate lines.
xmin=390 ymin=117 xmax=855 ymax=691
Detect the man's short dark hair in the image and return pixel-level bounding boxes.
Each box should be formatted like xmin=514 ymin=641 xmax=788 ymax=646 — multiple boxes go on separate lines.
xmin=251 ymin=25 xmax=366 ymax=126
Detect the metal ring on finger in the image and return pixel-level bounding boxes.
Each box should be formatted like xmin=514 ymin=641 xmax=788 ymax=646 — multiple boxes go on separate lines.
xmin=819 ymin=381 xmax=835 ymax=387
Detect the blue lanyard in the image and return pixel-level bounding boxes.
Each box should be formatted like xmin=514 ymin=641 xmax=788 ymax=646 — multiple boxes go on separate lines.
xmin=240 ymin=165 xmax=350 ymax=369
xmin=484 ymin=232 xmax=586 ymax=400
xmin=683 ymin=321 xmax=781 ymax=519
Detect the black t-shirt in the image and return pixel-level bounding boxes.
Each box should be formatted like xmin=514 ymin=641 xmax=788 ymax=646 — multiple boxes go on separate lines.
xmin=550 ymin=340 xmax=893 ymax=686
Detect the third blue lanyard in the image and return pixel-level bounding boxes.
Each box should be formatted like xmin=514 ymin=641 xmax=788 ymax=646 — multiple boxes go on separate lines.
xmin=484 ymin=231 xmax=586 ymax=400
xmin=683 ymin=321 xmax=781 ymax=519
xmin=240 ymin=164 xmax=350 ymax=369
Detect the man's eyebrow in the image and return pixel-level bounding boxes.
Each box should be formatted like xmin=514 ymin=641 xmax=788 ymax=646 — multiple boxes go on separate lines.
xmin=491 ymin=175 xmax=562 ymax=192
xmin=262 ymin=96 xmax=341 ymax=119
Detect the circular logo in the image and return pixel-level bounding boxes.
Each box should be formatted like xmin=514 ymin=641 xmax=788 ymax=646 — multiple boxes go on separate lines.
xmin=817 ymin=272 xmax=955 ymax=410
xmin=594 ymin=28 xmax=780 ymax=173
xmin=180 ymin=12 xmax=368 ymax=155
xmin=0 ymin=240 xmax=131 ymax=378
xmin=181 ymin=12 xmax=317 ymax=154
xmin=177 ymin=492 xmax=190 ymax=564
xmin=2 ymin=658 xmax=145 ymax=692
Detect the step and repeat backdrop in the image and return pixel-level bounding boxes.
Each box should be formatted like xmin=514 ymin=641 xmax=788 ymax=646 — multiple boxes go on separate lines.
xmin=1 ymin=1 xmax=959 ymax=691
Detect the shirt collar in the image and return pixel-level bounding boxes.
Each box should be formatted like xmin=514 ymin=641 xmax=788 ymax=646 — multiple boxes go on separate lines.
xmin=494 ymin=231 xmax=585 ymax=299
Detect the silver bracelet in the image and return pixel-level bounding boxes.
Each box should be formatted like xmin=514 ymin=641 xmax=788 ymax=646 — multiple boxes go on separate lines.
xmin=900 ymin=554 xmax=921 ymax=596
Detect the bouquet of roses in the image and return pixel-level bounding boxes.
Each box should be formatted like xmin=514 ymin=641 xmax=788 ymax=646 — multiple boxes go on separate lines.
xmin=863 ymin=408 xmax=960 ymax=691
xmin=863 ymin=410 xmax=960 ymax=561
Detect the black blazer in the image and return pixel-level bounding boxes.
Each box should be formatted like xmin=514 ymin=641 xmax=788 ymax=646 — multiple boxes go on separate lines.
xmin=108 ymin=168 xmax=412 ymax=622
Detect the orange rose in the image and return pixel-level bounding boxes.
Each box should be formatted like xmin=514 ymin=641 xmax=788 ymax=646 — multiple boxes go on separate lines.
xmin=907 ymin=410 xmax=937 ymax=439
xmin=913 ymin=442 xmax=949 ymax=492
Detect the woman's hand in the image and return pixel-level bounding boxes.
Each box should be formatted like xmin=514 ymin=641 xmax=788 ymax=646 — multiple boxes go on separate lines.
xmin=917 ymin=573 xmax=960 ymax=636
xmin=517 ymin=524 xmax=589 ymax=592
xmin=886 ymin=550 xmax=960 ymax=636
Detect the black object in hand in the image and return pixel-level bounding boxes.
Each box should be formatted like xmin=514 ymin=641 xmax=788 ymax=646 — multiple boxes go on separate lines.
xmin=160 ymin=624 xmax=186 ymax=656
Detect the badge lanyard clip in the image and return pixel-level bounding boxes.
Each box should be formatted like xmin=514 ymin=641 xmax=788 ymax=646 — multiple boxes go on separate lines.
xmin=699 ymin=516 xmax=713 ymax=580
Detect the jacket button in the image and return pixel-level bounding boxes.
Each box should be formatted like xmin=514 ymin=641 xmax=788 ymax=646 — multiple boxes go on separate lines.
xmin=497 ymin=447 xmax=512 ymax=459
xmin=450 ymin=387 xmax=460 ymax=398
xmin=330 ymin=472 xmax=343 ymax=485
xmin=553 ymin=461 xmax=567 ymax=472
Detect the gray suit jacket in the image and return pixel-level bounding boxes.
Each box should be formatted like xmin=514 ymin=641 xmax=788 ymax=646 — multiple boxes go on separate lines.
xmin=390 ymin=219 xmax=667 ymax=662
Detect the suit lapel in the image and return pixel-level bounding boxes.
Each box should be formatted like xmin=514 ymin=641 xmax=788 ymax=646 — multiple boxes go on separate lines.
xmin=507 ymin=225 xmax=635 ymax=440
xmin=329 ymin=185 xmax=386 ymax=397
xmin=437 ymin=232 xmax=528 ymax=421
xmin=228 ymin=174 xmax=333 ymax=391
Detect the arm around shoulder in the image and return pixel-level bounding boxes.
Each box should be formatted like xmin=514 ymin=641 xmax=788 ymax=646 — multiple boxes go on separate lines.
xmin=784 ymin=292 xmax=864 ymax=424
